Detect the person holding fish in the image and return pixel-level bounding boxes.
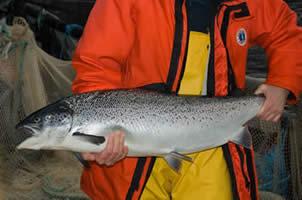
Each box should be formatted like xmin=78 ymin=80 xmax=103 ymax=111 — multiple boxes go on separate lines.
xmin=69 ymin=0 xmax=302 ymax=199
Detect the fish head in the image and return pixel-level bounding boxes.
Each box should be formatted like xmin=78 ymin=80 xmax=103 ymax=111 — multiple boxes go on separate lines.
xmin=16 ymin=100 xmax=74 ymax=150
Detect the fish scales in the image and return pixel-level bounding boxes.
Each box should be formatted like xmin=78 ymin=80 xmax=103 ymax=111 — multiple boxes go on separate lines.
xmin=64 ymin=91 xmax=260 ymax=153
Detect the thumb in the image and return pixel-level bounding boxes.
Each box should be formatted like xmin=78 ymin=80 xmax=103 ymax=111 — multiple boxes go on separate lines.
xmin=81 ymin=153 xmax=96 ymax=161
xmin=254 ymin=84 xmax=266 ymax=96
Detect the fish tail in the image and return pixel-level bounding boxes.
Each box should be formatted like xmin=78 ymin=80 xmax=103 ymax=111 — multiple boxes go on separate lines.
xmin=229 ymin=127 xmax=252 ymax=149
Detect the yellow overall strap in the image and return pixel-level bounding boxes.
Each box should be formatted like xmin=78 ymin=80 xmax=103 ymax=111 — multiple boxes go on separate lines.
xmin=178 ymin=31 xmax=210 ymax=96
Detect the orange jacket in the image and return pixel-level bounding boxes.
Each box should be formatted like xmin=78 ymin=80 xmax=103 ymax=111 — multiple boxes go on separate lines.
xmin=72 ymin=0 xmax=302 ymax=199
xmin=72 ymin=0 xmax=302 ymax=98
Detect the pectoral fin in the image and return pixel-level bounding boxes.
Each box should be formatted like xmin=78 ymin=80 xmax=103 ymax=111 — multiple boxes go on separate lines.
xmin=169 ymin=151 xmax=193 ymax=162
xmin=72 ymin=132 xmax=106 ymax=145
xmin=164 ymin=151 xmax=193 ymax=172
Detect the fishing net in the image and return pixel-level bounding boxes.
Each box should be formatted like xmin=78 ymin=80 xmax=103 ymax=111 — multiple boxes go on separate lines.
xmin=0 ymin=17 xmax=88 ymax=200
xmin=248 ymin=111 xmax=302 ymax=200
xmin=0 ymin=13 xmax=301 ymax=200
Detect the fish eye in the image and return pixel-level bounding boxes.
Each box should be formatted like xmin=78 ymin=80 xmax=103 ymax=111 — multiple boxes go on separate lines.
xmin=45 ymin=115 xmax=53 ymax=121
xmin=33 ymin=117 xmax=41 ymax=123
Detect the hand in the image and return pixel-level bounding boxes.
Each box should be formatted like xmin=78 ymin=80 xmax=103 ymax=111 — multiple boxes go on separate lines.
xmin=81 ymin=131 xmax=128 ymax=166
xmin=254 ymin=84 xmax=289 ymax=122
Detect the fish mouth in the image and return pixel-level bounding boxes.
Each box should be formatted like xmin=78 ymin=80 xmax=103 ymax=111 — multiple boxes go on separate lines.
xmin=15 ymin=125 xmax=41 ymax=150
xmin=16 ymin=125 xmax=39 ymax=136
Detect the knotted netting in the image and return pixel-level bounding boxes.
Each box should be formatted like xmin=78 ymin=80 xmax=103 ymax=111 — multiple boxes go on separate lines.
xmin=0 ymin=17 xmax=89 ymax=200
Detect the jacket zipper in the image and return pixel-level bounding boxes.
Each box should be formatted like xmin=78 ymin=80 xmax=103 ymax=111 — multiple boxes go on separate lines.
xmin=219 ymin=2 xmax=250 ymax=96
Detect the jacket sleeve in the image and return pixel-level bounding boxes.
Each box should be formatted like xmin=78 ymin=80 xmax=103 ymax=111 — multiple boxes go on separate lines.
xmin=71 ymin=0 xmax=135 ymax=94
xmin=249 ymin=0 xmax=302 ymax=101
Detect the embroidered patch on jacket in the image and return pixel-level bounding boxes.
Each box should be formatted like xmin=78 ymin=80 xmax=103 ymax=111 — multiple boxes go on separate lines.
xmin=236 ymin=28 xmax=247 ymax=46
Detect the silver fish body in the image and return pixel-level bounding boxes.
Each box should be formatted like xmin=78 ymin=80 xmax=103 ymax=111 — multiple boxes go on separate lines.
xmin=16 ymin=90 xmax=263 ymax=160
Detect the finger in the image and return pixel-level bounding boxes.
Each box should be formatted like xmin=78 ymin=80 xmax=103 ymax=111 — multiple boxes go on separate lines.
xmin=114 ymin=132 xmax=125 ymax=161
xmin=95 ymin=134 xmax=114 ymax=165
xmin=105 ymin=132 xmax=121 ymax=165
xmin=119 ymin=132 xmax=125 ymax=155
xmin=104 ymin=133 xmax=116 ymax=165
xmin=266 ymin=109 xmax=282 ymax=121
xmin=260 ymin=109 xmax=277 ymax=121
xmin=263 ymin=107 xmax=283 ymax=121
xmin=257 ymin=99 xmax=271 ymax=119
xmin=109 ymin=138 xmax=128 ymax=165
xmin=103 ymin=134 xmax=114 ymax=160
xmin=259 ymin=112 xmax=271 ymax=121
xmin=272 ymin=114 xmax=282 ymax=123
xmin=258 ymin=94 xmax=278 ymax=119
xmin=263 ymin=113 xmax=277 ymax=122
xmin=107 ymin=145 xmax=128 ymax=166
xmin=81 ymin=153 xmax=95 ymax=161
xmin=256 ymin=105 xmax=265 ymax=118
xmin=122 ymin=146 xmax=129 ymax=157
xmin=257 ymin=94 xmax=270 ymax=114
xmin=262 ymin=102 xmax=283 ymax=121
xmin=94 ymin=153 xmax=105 ymax=165
xmin=254 ymin=84 xmax=266 ymax=95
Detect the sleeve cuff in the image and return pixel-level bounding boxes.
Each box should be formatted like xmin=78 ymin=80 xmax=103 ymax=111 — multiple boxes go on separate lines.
xmin=265 ymin=79 xmax=301 ymax=104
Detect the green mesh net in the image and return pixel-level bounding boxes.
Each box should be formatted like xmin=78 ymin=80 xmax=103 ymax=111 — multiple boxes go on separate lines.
xmin=0 ymin=17 xmax=88 ymax=200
